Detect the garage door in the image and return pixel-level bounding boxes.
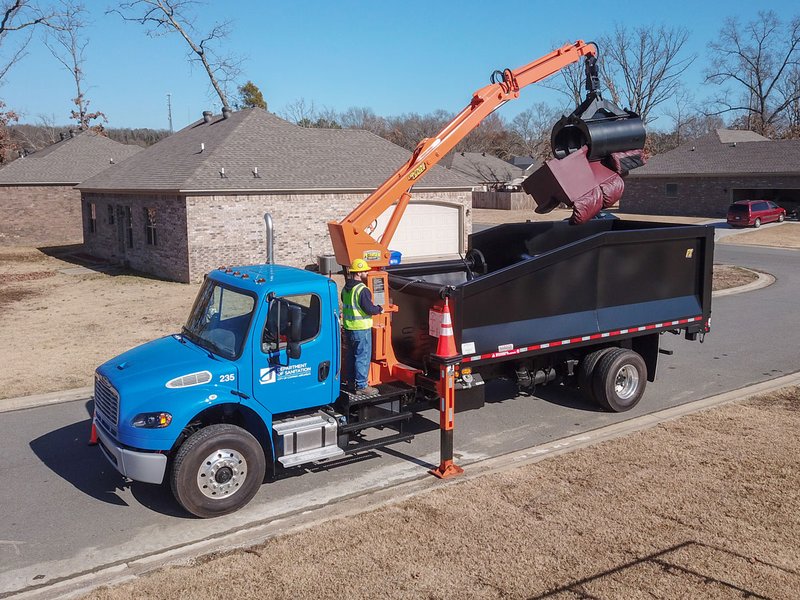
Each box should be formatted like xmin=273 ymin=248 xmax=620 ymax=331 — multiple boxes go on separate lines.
xmin=374 ymin=202 xmax=462 ymax=259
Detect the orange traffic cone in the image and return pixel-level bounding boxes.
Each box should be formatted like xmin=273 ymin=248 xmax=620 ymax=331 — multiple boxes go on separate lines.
xmin=88 ymin=416 xmax=98 ymax=446
xmin=434 ymin=298 xmax=458 ymax=358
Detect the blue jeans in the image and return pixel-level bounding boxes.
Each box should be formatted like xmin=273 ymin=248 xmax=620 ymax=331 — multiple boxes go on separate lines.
xmin=344 ymin=329 xmax=371 ymax=389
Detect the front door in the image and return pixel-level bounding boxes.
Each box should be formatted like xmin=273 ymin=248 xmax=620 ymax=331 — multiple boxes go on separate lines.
xmin=251 ymin=290 xmax=334 ymax=415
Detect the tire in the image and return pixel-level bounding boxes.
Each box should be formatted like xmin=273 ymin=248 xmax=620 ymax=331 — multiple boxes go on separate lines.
xmin=592 ymin=348 xmax=647 ymax=412
xmin=754 ymin=217 xmax=761 ymax=228
xmin=578 ymin=347 xmax=615 ymax=403
xmin=170 ymin=424 xmax=266 ymax=518
xmin=778 ymin=213 xmax=785 ymax=223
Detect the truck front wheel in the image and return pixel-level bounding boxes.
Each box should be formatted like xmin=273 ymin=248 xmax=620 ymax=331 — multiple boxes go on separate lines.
xmin=592 ymin=348 xmax=647 ymax=412
xmin=170 ymin=424 xmax=266 ymax=518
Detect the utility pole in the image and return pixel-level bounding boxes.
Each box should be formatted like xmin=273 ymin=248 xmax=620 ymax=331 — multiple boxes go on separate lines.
xmin=166 ymin=93 xmax=173 ymax=132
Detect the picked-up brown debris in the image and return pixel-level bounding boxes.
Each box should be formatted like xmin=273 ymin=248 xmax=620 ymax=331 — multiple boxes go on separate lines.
xmin=82 ymin=387 xmax=800 ymax=600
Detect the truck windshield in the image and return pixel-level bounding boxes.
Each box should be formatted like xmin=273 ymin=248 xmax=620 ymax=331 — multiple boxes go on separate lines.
xmin=183 ymin=280 xmax=256 ymax=360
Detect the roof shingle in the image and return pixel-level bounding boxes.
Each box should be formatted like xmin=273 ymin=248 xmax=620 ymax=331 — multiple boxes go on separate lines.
xmin=0 ymin=131 xmax=142 ymax=185
xmin=79 ymin=109 xmax=473 ymax=192
xmin=632 ymin=129 xmax=800 ymax=177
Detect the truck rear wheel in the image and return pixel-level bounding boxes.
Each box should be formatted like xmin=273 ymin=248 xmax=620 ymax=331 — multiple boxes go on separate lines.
xmin=170 ymin=424 xmax=266 ymax=518
xmin=578 ymin=347 xmax=615 ymax=403
xmin=592 ymin=348 xmax=647 ymax=412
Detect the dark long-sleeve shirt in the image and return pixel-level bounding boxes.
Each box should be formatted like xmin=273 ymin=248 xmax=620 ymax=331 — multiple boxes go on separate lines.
xmin=343 ymin=279 xmax=382 ymax=315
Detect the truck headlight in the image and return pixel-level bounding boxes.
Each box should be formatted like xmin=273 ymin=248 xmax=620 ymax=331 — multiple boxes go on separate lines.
xmin=132 ymin=412 xmax=173 ymax=428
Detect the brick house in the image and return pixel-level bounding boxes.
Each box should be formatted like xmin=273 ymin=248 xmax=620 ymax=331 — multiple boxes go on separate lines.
xmin=78 ymin=109 xmax=473 ymax=283
xmin=622 ymin=129 xmax=800 ymax=217
xmin=0 ymin=131 xmax=142 ymax=246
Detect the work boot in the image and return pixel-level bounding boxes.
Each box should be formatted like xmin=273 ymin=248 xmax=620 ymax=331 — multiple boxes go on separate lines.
xmin=356 ymin=386 xmax=379 ymax=396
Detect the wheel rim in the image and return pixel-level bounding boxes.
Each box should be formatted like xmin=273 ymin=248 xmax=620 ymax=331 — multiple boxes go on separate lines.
xmin=614 ymin=365 xmax=640 ymax=400
xmin=197 ymin=448 xmax=248 ymax=499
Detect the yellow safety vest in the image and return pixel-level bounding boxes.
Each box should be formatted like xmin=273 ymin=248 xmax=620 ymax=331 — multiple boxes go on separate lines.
xmin=341 ymin=283 xmax=373 ymax=331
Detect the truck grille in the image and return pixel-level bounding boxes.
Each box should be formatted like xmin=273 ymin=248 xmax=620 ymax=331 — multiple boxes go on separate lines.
xmin=94 ymin=374 xmax=120 ymax=436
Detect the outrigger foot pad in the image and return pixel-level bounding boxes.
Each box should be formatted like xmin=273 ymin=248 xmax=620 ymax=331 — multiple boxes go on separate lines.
xmin=430 ymin=461 xmax=464 ymax=479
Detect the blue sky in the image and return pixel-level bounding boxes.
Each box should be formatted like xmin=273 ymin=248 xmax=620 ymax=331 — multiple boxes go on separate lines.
xmin=3 ymin=0 xmax=797 ymax=131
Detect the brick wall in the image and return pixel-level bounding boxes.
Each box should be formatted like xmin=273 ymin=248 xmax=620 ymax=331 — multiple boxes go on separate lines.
xmin=0 ymin=185 xmax=83 ymax=246
xmin=622 ymin=175 xmax=800 ymax=217
xmin=81 ymin=192 xmax=189 ymax=282
xmin=81 ymin=190 xmax=470 ymax=283
xmin=186 ymin=191 xmax=472 ymax=283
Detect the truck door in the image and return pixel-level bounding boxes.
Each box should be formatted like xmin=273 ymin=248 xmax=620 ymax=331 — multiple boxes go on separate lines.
xmin=251 ymin=290 xmax=334 ymax=415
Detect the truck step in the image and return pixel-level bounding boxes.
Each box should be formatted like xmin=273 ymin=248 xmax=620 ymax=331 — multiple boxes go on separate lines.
xmin=278 ymin=444 xmax=345 ymax=467
xmin=339 ymin=411 xmax=412 ymax=434
xmin=273 ymin=412 xmax=341 ymax=466
xmin=343 ymin=432 xmax=415 ymax=455
xmin=339 ymin=381 xmax=415 ymax=408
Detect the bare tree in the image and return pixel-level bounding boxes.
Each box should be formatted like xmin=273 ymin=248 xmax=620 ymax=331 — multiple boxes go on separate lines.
xmin=44 ymin=1 xmax=105 ymax=130
xmin=0 ymin=0 xmax=61 ymax=82
xmin=509 ymin=102 xmax=560 ymax=160
xmin=110 ymin=0 xmax=243 ymax=109
xmin=339 ymin=106 xmax=387 ymax=137
xmin=782 ymin=65 xmax=800 ymax=138
xmin=706 ymin=11 xmax=800 ymax=137
xmin=598 ymin=24 xmax=695 ymax=125
xmin=280 ymin=97 xmax=318 ymax=125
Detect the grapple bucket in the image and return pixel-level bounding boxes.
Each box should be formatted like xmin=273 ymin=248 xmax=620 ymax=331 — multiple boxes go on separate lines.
xmin=550 ymin=96 xmax=646 ymax=161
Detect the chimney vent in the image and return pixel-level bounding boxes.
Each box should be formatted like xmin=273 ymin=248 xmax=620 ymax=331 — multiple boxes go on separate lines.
xmin=200 ymin=143 xmax=205 ymax=153
xmin=222 ymin=106 xmax=232 ymax=119
xmin=202 ymin=111 xmax=213 ymax=123
xmin=109 ymin=158 xmax=115 ymax=164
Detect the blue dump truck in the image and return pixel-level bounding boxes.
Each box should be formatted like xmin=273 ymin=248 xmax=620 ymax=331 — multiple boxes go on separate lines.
xmin=93 ymin=218 xmax=714 ymax=517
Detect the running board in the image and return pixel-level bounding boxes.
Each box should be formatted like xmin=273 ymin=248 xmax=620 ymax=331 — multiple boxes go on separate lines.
xmin=278 ymin=444 xmax=345 ymax=467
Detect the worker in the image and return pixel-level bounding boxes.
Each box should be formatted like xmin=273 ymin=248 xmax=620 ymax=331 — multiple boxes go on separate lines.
xmin=342 ymin=258 xmax=382 ymax=395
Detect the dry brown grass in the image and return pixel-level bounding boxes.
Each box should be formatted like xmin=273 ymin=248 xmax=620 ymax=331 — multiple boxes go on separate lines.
xmin=712 ymin=265 xmax=758 ymax=291
xmin=720 ymin=222 xmax=800 ymax=249
xmin=0 ymin=247 xmax=198 ymax=398
xmin=82 ymin=387 xmax=800 ymax=600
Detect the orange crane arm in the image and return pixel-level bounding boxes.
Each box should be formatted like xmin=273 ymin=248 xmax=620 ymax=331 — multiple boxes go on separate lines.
xmin=327 ymin=40 xmax=597 ymax=268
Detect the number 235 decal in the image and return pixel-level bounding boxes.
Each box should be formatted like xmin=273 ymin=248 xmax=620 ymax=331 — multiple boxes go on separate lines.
xmin=219 ymin=373 xmax=236 ymax=383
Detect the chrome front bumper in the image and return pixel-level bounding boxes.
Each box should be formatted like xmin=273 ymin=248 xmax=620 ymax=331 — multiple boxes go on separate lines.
xmin=95 ymin=421 xmax=168 ymax=485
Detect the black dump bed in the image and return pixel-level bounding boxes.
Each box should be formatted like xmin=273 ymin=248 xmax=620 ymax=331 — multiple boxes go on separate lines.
xmin=387 ymin=219 xmax=714 ymax=367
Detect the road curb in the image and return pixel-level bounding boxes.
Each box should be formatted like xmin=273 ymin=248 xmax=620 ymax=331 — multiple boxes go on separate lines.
xmin=6 ymin=371 xmax=799 ymax=600
xmin=712 ymin=266 xmax=774 ymax=298
xmin=0 ymin=387 xmax=92 ymax=414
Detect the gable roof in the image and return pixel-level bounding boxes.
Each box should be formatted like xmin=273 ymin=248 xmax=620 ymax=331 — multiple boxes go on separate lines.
xmin=631 ymin=128 xmax=800 ymax=177
xmin=0 ymin=130 xmax=143 ymax=185
xmin=79 ymin=109 xmax=473 ymax=193
xmin=445 ymin=151 xmax=525 ymax=183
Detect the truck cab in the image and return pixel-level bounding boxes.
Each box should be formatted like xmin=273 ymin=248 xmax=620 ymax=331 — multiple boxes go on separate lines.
xmin=93 ymin=265 xmax=345 ymax=517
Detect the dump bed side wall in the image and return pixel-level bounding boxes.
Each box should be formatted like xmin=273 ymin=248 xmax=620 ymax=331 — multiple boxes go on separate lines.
xmin=389 ymin=221 xmax=713 ymax=368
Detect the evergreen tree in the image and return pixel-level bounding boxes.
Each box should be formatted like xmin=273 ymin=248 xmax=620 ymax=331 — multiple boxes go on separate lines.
xmin=237 ymin=81 xmax=267 ymax=110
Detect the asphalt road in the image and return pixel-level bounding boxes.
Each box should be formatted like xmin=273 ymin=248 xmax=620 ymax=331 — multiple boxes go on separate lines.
xmin=1 ymin=242 xmax=798 ymax=597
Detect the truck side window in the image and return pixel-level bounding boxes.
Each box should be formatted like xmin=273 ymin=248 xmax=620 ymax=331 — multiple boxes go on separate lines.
xmin=262 ymin=293 xmax=321 ymax=353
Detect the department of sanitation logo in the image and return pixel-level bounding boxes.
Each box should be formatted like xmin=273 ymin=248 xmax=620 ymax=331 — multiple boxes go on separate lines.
xmin=259 ymin=368 xmax=276 ymax=385
xmin=259 ymin=363 xmax=311 ymax=385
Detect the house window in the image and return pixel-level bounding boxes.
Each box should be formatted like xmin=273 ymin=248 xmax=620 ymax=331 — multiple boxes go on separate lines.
xmin=107 ymin=204 xmax=115 ymax=225
xmin=88 ymin=203 xmax=97 ymax=234
xmin=145 ymin=207 xmax=158 ymax=246
xmin=121 ymin=205 xmax=133 ymax=248
xmin=665 ymin=183 xmax=678 ymax=198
